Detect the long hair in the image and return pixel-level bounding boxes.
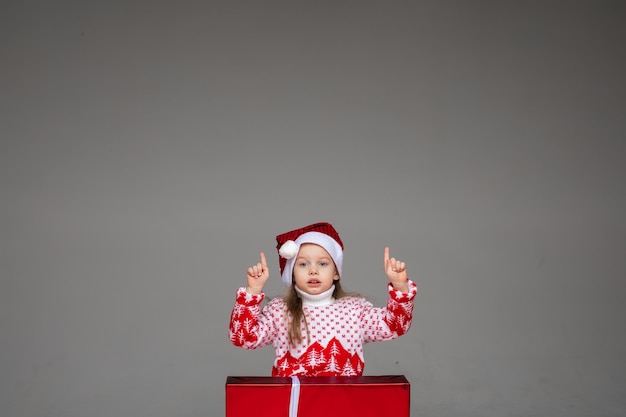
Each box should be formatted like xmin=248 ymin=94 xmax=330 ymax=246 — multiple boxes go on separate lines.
xmin=284 ymin=280 xmax=361 ymax=346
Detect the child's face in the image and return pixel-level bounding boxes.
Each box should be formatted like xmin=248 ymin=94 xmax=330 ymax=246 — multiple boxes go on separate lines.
xmin=293 ymin=243 xmax=339 ymax=295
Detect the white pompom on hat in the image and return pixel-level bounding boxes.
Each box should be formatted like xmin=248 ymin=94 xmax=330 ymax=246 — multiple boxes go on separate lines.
xmin=275 ymin=222 xmax=344 ymax=287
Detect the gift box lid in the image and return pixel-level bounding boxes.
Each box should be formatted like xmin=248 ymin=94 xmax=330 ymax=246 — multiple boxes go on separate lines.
xmin=226 ymin=375 xmax=409 ymax=386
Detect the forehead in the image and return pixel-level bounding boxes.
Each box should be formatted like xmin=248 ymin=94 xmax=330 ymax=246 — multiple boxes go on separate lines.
xmin=297 ymin=243 xmax=332 ymax=258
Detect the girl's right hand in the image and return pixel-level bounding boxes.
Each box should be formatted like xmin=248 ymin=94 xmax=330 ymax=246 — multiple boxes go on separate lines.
xmin=246 ymin=252 xmax=270 ymax=295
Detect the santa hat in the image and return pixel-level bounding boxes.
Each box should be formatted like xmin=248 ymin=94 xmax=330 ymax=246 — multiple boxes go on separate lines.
xmin=275 ymin=222 xmax=344 ymax=287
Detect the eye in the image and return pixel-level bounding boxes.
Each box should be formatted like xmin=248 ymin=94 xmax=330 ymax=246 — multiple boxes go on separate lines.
xmin=319 ymin=262 xmax=328 ymax=267
xmin=298 ymin=262 xmax=308 ymax=267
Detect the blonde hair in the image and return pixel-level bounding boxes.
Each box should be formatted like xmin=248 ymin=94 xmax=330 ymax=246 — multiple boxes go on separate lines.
xmin=284 ymin=280 xmax=362 ymax=346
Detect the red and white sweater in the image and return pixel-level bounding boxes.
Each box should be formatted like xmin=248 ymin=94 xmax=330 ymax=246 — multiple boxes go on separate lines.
xmin=229 ymin=280 xmax=417 ymax=377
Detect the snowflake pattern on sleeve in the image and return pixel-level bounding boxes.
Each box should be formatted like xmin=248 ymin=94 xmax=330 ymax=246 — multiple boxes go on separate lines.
xmin=229 ymin=288 xmax=278 ymax=349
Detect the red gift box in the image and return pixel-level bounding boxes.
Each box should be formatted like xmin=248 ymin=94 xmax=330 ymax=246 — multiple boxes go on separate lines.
xmin=225 ymin=375 xmax=410 ymax=417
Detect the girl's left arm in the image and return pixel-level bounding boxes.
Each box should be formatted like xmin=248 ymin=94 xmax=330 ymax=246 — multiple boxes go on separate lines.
xmin=361 ymin=279 xmax=418 ymax=343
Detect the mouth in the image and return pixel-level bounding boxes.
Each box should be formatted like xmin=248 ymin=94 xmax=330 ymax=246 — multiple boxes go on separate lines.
xmin=307 ymin=279 xmax=322 ymax=285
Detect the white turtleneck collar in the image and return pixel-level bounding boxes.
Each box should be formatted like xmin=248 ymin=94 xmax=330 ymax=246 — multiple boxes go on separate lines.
xmin=295 ymin=284 xmax=336 ymax=307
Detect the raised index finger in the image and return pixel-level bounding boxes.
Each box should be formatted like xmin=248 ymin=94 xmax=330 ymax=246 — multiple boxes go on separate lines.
xmin=260 ymin=252 xmax=267 ymax=268
xmin=384 ymin=247 xmax=390 ymax=264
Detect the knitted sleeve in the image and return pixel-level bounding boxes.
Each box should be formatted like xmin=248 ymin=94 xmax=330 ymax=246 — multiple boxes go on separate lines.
xmin=361 ymin=279 xmax=418 ymax=343
xmin=228 ymin=287 xmax=282 ymax=349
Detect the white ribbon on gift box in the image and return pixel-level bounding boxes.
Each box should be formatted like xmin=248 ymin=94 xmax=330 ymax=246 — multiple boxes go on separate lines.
xmin=289 ymin=376 xmax=301 ymax=417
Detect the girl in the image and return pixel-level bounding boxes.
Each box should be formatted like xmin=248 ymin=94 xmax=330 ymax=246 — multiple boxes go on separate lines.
xmin=228 ymin=222 xmax=417 ymax=377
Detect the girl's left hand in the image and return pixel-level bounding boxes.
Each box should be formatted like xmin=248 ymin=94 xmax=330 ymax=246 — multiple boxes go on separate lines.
xmin=384 ymin=247 xmax=409 ymax=293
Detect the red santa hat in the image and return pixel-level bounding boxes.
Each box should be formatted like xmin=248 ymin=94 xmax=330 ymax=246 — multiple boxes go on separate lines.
xmin=275 ymin=222 xmax=344 ymax=287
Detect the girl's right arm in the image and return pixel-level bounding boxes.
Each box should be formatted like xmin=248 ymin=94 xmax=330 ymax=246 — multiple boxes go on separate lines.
xmin=229 ymin=252 xmax=278 ymax=349
xmin=228 ymin=289 xmax=277 ymax=349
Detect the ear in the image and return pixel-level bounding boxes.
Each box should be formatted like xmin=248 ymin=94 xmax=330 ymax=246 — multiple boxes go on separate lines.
xmin=333 ymin=273 xmax=340 ymax=281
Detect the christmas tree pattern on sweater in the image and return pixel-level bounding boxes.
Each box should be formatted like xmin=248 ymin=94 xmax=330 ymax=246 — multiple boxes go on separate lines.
xmin=229 ymin=280 xmax=417 ymax=377
xmin=275 ymin=337 xmax=364 ymax=376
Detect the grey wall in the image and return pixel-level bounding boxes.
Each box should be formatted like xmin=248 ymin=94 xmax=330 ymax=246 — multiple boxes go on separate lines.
xmin=2 ymin=1 xmax=625 ymax=416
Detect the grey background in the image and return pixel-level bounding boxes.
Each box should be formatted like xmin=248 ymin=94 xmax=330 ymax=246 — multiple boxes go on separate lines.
xmin=2 ymin=1 xmax=625 ymax=416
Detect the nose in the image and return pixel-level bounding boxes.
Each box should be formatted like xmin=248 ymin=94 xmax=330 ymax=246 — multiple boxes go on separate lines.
xmin=309 ymin=265 xmax=318 ymax=275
